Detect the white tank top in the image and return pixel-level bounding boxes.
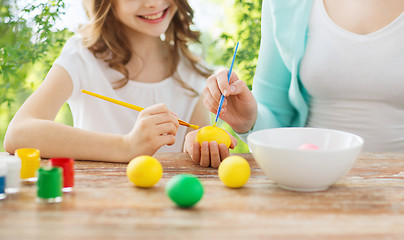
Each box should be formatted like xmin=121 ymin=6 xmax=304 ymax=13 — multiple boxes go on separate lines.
xmin=300 ymin=0 xmax=404 ymax=151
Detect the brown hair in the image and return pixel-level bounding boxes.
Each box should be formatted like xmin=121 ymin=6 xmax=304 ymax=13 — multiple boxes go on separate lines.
xmin=80 ymin=0 xmax=211 ymax=95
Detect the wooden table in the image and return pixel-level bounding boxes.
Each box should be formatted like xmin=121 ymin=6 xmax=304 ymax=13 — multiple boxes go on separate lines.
xmin=1 ymin=152 xmax=404 ymax=239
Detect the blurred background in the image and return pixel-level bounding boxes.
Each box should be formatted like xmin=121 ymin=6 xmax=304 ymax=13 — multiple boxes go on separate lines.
xmin=0 ymin=0 xmax=262 ymax=153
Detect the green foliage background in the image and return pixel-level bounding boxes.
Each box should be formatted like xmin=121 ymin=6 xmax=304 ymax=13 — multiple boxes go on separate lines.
xmin=0 ymin=0 xmax=261 ymax=153
xmin=0 ymin=0 xmax=74 ymax=152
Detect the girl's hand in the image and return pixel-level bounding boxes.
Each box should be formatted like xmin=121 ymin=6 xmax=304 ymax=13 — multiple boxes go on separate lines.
xmin=184 ymin=129 xmax=237 ymax=168
xmin=204 ymin=69 xmax=257 ymax=133
xmin=124 ymin=103 xmax=179 ymax=157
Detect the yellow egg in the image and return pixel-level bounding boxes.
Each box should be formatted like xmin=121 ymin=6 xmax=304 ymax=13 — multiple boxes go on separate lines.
xmin=218 ymin=156 xmax=250 ymax=188
xmin=126 ymin=155 xmax=163 ymax=188
xmin=195 ymin=126 xmax=231 ymax=148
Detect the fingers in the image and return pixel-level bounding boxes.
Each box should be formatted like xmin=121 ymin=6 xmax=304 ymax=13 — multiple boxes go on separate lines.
xmin=146 ymin=116 xmax=178 ymax=145
xmin=205 ymin=75 xmax=222 ymax=107
xmin=206 ymin=69 xmax=239 ymax=97
xmin=219 ymin=144 xmax=230 ymax=160
xmin=204 ymin=76 xmax=230 ymax=114
xmin=222 ymin=71 xmax=240 ymax=96
xmin=229 ymin=134 xmax=238 ymax=149
xmin=209 ymin=141 xmax=221 ymax=168
xmin=132 ymin=103 xmax=180 ymax=151
xmin=203 ymin=87 xmax=225 ymax=114
xmin=214 ymin=70 xmax=246 ymax=98
xmin=200 ymin=141 xmax=210 ymax=167
xmin=184 ymin=130 xmax=200 ymax=164
xmin=205 ymin=69 xmax=237 ymax=102
xmin=194 ymin=141 xmax=228 ymax=168
xmin=184 ymin=130 xmax=201 ymax=164
xmin=141 ymin=103 xmax=169 ymax=115
xmin=229 ymin=79 xmax=248 ymax=95
xmin=214 ymin=69 xmax=230 ymax=95
xmin=158 ymin=133 xmax=176 ymax=146
xmin=192 ymin=142 xmax=201 ymax=165
xmin=140 ymin=104 xmax=179 ymax=133
xmin=156 ymin=122 xmax=178 ymax=136
xmin=203 ymin=70 xmax=242 ymax=115
xmin=215 ymin=69 xmax=240 ymax=96
xmin=228 ymin=71 xmax=240 ymax=85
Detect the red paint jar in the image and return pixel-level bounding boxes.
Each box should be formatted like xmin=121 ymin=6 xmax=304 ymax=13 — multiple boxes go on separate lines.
xmin=50 ymin=158 xmax=74 ymax=192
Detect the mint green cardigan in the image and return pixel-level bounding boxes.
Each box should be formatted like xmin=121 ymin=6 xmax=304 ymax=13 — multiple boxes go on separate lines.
xmin=243 ymin=0 xmax=313 ymax=138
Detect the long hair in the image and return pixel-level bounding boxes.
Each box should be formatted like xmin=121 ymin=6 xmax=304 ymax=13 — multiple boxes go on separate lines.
xmin=80 ymin=0 xmax=212 ymax=95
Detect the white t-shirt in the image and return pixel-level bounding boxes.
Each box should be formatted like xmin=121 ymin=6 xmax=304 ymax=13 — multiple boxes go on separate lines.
xmin=300 ymin=0 xmax=404 ymax=151
xmin=54 ymin=36 xmax=206 ymax=153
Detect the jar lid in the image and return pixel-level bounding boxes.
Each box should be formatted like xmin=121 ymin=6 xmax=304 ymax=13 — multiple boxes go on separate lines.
xmin=15 ymin=148 xmax=40 ymax=160
xmin=0 ymin=154 xmax=21 ymax=170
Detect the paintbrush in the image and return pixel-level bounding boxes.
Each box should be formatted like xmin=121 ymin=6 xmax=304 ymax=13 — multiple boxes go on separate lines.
xmin=81 ymin=89 xmax=199 ymax=130
xmin=213 ymin=42 xmax=239 ymax=127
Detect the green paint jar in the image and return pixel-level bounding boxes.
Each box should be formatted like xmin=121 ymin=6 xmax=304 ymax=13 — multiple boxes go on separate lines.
xmin=37 ymin=167 xmax=63 ymax=203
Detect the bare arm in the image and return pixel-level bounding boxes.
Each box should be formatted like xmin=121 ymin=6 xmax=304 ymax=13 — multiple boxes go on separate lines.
xmin=4 ymin=65 xmax=179 ymax=162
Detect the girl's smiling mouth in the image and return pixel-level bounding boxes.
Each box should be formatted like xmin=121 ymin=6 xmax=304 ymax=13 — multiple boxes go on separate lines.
xmin=138 ymin=7 xmax=169 ymax=22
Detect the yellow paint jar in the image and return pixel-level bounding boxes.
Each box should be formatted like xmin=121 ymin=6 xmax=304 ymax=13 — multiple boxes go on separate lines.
xmin=15 ymin=148 xmax=41 ymax=182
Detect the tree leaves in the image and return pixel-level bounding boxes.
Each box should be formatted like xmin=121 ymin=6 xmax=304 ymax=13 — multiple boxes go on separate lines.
xmin=218 ymin=0 xmax=262 ymax=90
xmin=0 ymin=0 xmax=70 ymax=107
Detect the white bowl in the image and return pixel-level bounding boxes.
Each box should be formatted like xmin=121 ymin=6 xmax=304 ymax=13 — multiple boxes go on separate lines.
xmin=247 ymin=127 xmax=364 ymax=192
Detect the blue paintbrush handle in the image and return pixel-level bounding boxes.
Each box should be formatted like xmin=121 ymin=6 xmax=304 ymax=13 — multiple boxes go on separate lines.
xmin=214 ymin=95 xmax=226 ymax=124
xmin=214 ymin=42 xmax=239 ymax=125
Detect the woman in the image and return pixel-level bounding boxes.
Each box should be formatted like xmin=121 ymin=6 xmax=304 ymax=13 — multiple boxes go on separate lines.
xmin=193 ymin=0 xmax=404 ymax=165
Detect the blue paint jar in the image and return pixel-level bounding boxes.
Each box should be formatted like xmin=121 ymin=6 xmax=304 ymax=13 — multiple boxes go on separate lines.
xmin=0 ymin=161 xmax=6 ymax=200
xmin=0 ymin=153 xmax=21 ymax=194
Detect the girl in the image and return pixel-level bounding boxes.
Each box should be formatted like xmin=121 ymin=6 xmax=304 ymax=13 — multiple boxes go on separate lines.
xmin=199 ymin=0 xmax=404 ymax=163
xmin=4 ymin=0 xmax=236 ymax=163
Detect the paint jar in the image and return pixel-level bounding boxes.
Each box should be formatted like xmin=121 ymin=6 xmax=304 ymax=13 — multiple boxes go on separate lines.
xmin=0 ymin=161 xmax=7 ymax=200
xmin=50 ymin=158 xmax=74 ymax=192
xmin=15 ymin=148 xmax=41 ymax=183
xmin=37 ymin=167 xmax=63 ymax=203
xmin=0 ymin=152 xmax=10 ymax=157
xmin=0 ymin=154 xmax=21 ymax=193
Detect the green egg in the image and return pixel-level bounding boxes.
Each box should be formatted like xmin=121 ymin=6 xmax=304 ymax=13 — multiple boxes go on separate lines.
xmin=166 ymin=174 xmax=204 ymax=208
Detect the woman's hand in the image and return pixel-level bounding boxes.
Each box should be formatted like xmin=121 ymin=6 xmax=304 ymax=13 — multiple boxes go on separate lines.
xmin=204 ymin=69 xmax=257 ymax=133
xmin=124 ymin=103 xmax=179 ymax=157
xmin=184 ymin=129 xmax=237 ymax=168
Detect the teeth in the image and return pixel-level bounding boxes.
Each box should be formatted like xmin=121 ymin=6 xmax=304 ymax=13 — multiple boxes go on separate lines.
xmin=142 ymin=11 xmax=164 ymax=20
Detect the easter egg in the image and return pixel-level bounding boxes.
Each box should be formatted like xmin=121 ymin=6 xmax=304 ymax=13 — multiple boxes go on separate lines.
xmin=126 ymin=155 xmax=163 ymax=188
xmin=166 ymin=174 xmax=204 ymax=208
xmin=298 ymin=143 xmax=319 ymax=150
xmin=218 ymin=155 xmax=250 ymax=188
xmin=195 ymin=126 xmax=231 ymax=148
